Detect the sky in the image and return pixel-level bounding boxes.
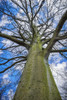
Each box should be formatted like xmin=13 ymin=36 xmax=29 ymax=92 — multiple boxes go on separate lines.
xmin=0 ymin=0 xmax=67 ymax=100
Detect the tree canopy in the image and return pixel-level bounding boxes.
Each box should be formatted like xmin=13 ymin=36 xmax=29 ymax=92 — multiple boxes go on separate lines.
xmin=0 ymin=0 xmax=67 ymax=99
xmin=0 ymin=0 xmax=67 ymax=73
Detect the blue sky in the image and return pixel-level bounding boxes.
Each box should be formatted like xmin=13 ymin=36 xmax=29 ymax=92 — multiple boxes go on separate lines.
xmin=0 ymin=0 xmax=67 ymax=100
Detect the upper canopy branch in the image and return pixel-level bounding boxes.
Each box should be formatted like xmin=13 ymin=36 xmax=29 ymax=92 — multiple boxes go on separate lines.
xmin=41 ymin=33 xmax=67 ymax=44
xmin=32 ymin=0 xmax=45 ymax=20
xmin=46 ymin=10 xmax=67 ymax=52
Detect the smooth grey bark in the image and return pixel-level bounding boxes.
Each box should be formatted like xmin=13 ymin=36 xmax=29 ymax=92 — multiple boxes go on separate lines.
xmin=13 ymin=42 xmax=61 ymax=100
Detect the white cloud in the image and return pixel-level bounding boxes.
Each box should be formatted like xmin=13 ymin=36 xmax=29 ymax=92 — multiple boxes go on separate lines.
xmin=49 ymin=51 xmax=67 ymax=100
xmin=8 ymin=89 xmax=14 ymax=100
xmin=15 ymin=64 xmax=24 ymax=72
xmin=50 ymin=61 xmax=67 ymax=99
xmin=0 ymin=50 xmax=3 ymax=54
xmin=49 ymin=53 xmax=63 ymax=64
xmin=2 ymin=39 xmax=13 ymax=47
xmin=1 ymin=89 xmax=14 ymax=100
xmin=2 ymin=30 xmax=13 ymax=35
xmin=43 ymin=44 xmax=47 ymax=48
xmin=3 ymin=73 xmax=9 ymax=79
xmin=16 ymin=12 xmax=22 ymax=19
xmin=1 ymin=73 xmax=10 ymax=85
xmin=50 ymin=62 xmax=66 ymax=78
xmin=1 ymin=78 xmax=10 ymax=85
xmin=0 ymin=15 xmax=10 ymax=27
xmin=19 ymin=9 xmax=24 ymax=13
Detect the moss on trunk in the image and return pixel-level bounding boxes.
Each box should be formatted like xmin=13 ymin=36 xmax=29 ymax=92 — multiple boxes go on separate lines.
xmin=13 ymin=43 xmax=61 ymax=100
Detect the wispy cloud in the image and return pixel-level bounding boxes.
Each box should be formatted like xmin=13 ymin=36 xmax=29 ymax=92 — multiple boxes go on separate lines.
xmin=0 ymin=15 xmax=10 ymax=27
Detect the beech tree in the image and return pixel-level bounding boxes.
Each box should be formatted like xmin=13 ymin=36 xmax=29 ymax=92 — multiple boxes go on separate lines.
xmin=0 ymin=0 xmax=67 ymax=100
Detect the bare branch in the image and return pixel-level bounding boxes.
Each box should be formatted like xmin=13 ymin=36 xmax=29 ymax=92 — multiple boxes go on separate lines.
xmin=46 ymin=11 xmax=67 ymax=52
xmin=42 ymin=33 xmax=67 ymax=45
xmin=0 ymin=32 xmax=30 ymax=48
xmin=0 ymin=56 xmax=27 ymax=65
xmin=51 ymin=49 xmax=67 ymax=53
xmin=0 ymin=59 xmax=27 ymax=74
xmin=32 ymin=0 xmax=45 ymax=20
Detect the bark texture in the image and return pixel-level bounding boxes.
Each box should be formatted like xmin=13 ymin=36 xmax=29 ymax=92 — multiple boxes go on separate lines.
xmin=13 ymin=42 xmax=61 ymax=100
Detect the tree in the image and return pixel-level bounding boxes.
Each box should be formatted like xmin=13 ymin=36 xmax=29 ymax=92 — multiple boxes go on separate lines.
xmin=0 ymin=0 xmax=67 ymax=100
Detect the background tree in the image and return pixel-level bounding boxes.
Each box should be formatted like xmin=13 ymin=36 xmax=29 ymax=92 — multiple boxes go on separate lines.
xmin=0 ymin=0 xmax=67 ymax=100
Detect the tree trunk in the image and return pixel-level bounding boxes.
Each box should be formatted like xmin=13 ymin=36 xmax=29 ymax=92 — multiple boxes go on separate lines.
xmin=13 ymin=42 xmax=61 ymax=100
